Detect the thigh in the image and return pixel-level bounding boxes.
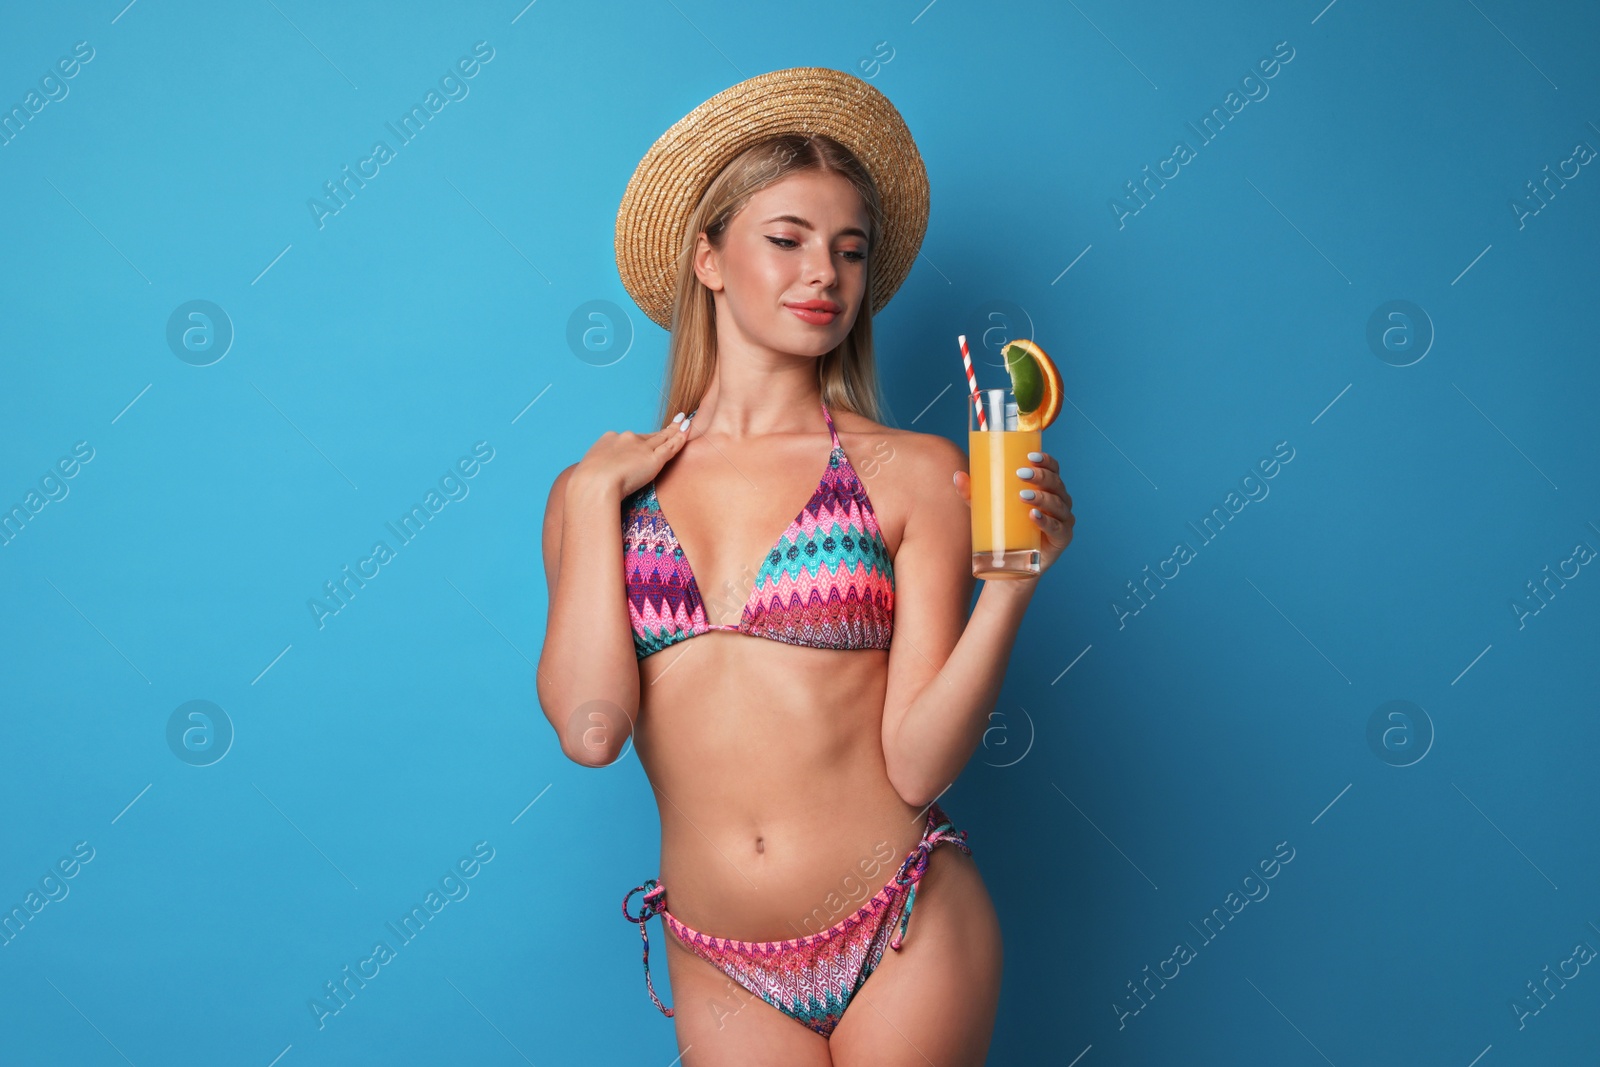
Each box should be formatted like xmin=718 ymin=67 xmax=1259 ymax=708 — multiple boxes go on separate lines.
xmin=829 ymin=846 xmax=1003 ymax=1067
xmin=660 ymin=923 xmax=834 ymax=1067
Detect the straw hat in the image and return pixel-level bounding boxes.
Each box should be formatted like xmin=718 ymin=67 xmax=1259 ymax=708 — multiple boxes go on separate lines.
xmin=615 ymin=66 xmax=930 ymax=331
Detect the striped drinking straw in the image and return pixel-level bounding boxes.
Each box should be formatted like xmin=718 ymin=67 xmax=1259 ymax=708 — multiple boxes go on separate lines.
xmin=959 ymin=334 xmax=986 ymax=429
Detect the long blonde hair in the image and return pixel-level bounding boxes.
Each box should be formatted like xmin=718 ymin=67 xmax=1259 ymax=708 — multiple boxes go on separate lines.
xmin=655 ymin=133 xmax=893 ymax=429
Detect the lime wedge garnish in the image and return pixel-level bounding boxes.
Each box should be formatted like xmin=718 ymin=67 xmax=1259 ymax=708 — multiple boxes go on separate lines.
xmin=1004 ymin=343 xmax=1044 ymax=414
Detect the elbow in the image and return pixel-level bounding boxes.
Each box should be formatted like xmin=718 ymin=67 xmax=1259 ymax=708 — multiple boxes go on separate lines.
xmin=885 ymin=727 xmax=967 ymax=809
xmin=536 ymin=640 xmax=639 ymax=766
xmin=561 ymin=735 xmax=615 ymax=768
xmin=892 ymin=778 xmax=943 ymax=811
xmin=885 ymin=754 xmax=940 ymax=810
xmin=559 ymin=708 xmax=633 ymax=767
xmin=883 ymin=719 xmax=938 ymax=809
xmin=539 ymin=683 xmax=635 ymax=768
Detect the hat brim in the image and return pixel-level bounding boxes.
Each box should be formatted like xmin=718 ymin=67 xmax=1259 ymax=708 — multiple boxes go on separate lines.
xmin=615 ymin=66 xmax=929 ymax=332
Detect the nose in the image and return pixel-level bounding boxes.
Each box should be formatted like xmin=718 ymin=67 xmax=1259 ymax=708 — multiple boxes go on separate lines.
xmin=802 ymin=241 xmax=838 ymax=291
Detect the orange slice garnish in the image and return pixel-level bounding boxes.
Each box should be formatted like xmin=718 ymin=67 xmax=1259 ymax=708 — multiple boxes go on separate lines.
xmin=1002 ymin=339 xmax=1062 ymax=432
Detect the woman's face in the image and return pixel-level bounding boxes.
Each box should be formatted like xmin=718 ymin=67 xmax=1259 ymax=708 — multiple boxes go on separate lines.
xmin=694 ymin=169 xmax=871 ymax=358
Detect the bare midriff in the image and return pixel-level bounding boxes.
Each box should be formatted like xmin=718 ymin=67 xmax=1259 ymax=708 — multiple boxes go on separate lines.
xmin=635 ymin=635 xmax=926 ymax=944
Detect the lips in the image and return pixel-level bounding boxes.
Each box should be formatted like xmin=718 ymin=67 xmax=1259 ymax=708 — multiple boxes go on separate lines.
xmin=786 ymin=300 xmax=841 ymax=325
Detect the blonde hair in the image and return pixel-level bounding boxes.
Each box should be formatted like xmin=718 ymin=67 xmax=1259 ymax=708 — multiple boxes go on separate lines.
xmin=655 ymin=133 xmax=893 ymax=429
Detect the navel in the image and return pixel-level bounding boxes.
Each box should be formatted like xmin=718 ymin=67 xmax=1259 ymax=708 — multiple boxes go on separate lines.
xmin=754 ymin=836 xmax=764 ymax=854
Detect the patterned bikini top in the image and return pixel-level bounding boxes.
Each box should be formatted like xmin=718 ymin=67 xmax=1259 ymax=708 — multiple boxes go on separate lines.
xmin=622 ymin=399 xmax=895 ymax=660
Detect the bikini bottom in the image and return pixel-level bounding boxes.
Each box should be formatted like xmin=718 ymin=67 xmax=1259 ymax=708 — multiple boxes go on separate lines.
xmin=620 ymin=801 xmax=971 ymax=1039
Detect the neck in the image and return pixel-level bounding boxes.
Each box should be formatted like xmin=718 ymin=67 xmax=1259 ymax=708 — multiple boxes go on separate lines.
xmin=691 ymin=366 xmax=826 ymax=441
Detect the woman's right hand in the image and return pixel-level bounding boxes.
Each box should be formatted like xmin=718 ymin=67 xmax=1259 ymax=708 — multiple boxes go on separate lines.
xmin=572 ymin=412 xmax=693 ymax=499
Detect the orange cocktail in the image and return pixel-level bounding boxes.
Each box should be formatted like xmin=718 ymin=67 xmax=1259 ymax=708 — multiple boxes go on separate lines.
xmin=969 ymin=389 xmax=1042 ymax=578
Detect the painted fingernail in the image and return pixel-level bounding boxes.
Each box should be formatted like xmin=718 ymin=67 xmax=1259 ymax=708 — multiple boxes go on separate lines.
xmin=679 ymin=419 xmax=690 ymax=432
xmin=1030 ymin=508 xmax=1041 ymax=518
xmin=672 ymin=411 xmax=685 ymax=423
xmin=1020 ymin=489 xmax=1036 ymax=501
xmin=1016 ymin=467 xmax=1035 ymax=480
xmin=1027 ymin=452 xmax=1043 ymax=462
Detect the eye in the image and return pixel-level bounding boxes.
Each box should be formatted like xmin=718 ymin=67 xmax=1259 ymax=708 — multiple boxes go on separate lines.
xmin=766 ymin=236 xmax=868 ymax=262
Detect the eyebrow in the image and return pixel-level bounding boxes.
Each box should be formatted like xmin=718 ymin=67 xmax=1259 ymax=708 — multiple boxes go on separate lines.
xmin=761 ymin=214 xmax=869 ymax=241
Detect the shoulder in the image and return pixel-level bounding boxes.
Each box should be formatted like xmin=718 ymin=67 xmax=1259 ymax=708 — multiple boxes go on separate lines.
xmin=552 ymin=460 xmax=582 ymax=488
xmin=543 ymin=462 xmax=582 ymax=531
xmin=891 ymin=432 xmax=967 ymax=532
xmin=840 ymin=416 xmax=964 ymax=484
xmin=833 ymin=412 xmax=966 ymax=541
xmin=902 ymin=428 xmax=967 ymax=476
xmin=547 ymin=462 xmax=581 ymax=506
xmin=830 ymin=410 xmax=965 ymax=474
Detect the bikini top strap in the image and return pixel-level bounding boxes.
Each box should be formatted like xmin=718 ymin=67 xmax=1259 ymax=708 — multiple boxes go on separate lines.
xmin=820 ymin=398 xmax=842 ymax=452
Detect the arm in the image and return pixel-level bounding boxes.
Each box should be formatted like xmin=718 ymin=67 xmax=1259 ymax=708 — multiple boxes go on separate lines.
xmin=881 ymin=436 xmax=1039 ymax=808
xmin=537 ymin=463 xmax=639 ymax=767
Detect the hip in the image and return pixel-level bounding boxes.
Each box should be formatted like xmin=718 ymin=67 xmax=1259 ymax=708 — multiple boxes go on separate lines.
xmin=653 ymin=784 xmax=933 ymax=942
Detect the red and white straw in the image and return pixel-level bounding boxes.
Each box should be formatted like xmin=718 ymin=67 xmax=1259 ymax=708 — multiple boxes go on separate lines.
xmin=959 ymin=334 xmax=986 ymax=429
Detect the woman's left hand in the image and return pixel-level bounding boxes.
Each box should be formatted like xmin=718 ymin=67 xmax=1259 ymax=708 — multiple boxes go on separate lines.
xmin=953 ymin=449 xmax=1075 ymax=575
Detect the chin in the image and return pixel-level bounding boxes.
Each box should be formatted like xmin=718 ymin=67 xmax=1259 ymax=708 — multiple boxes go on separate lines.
xmin=785 ymin=331 xmax=845 ymax=358
xmin=762 ymin=320 xmax=838 ymax=355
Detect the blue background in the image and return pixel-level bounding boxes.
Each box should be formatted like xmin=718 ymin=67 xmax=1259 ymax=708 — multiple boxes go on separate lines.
xmin=3 ymin=0 xmax=1597 ymax=1063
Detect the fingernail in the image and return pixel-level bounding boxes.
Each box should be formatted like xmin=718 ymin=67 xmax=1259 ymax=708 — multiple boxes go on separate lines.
xmin=672 ymin=412 xmax=685 ymax=423
xmin=1030 ymin=508 xmax=1041 ymax=518
xmin=1016 ymin=467 xmax=1035 ymax=480
xmin=952 ymin=471 xmax=960 ymax=485
xmin=1027 ymin=452 xmax=1043 ymax=462
xmin=1020 ymin=489 xmax=1036 ymax=501
xmin=680 ymin=419 xmax=690 ymax=432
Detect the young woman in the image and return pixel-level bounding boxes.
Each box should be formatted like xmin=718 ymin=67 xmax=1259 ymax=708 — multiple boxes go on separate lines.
xmin=538 ymin=68 xmax=1074 ymax=1065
